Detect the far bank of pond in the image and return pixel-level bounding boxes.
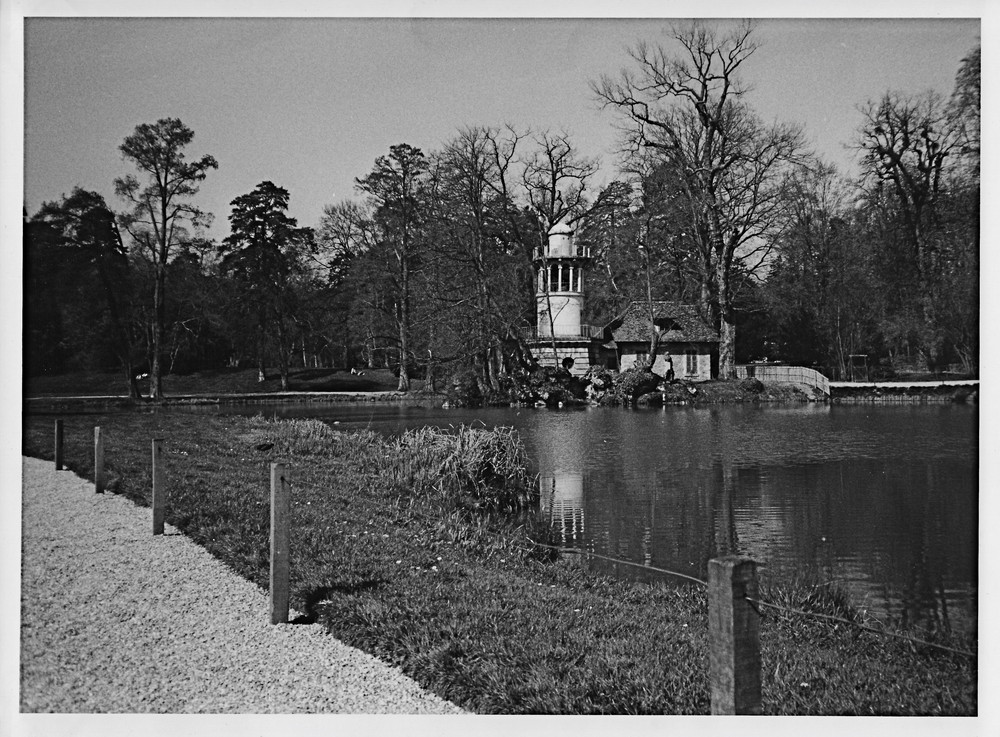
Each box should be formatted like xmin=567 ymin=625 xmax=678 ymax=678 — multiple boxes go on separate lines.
xmin=23 ymin=375 xmax=978 ymax=414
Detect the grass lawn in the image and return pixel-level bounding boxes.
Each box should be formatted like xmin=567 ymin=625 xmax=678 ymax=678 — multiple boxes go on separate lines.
xmin=21 ymin=409 xmax=977 ymax=714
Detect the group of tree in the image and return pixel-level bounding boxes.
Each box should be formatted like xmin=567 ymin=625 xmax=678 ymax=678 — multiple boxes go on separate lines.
xmin=588 ymin=21 xmax=978 ymax=379
xmin=764 ymin=43 xmax=979 ymax=377
xmin=24 ymin=21 xmax=979 ymax=400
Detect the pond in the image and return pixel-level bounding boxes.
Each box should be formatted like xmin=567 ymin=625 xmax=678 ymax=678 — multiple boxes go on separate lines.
xmin=208 ymin=400 xmax=978 ymax=634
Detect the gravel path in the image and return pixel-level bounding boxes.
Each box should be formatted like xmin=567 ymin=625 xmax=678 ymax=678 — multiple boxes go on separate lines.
xmin=19 ymin=456 xmax=465 ymax=714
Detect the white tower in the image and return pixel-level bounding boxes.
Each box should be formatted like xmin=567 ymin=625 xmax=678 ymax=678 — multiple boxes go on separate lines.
xmin=532 ymin=220 xmax=594 ymax=374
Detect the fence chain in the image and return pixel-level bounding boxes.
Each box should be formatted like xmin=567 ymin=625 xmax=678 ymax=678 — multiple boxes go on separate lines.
xmin=745 ymin=596 xmax=976 ymax=660
xmin=526 ymin=540 xmax=975 ymax=660
xmin=527 ymin=538 xmax=709 ymax=586
xmin=278 ymin=469 xmax=978 ymax=662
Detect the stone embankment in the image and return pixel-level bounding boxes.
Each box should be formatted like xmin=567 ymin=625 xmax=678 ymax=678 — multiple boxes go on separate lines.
xmin=829 ymin=380 xmax=978 ymax=404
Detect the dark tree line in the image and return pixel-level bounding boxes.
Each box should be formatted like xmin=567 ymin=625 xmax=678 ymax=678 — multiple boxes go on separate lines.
xmin=24 ymin=24 xmax=979 ymax=398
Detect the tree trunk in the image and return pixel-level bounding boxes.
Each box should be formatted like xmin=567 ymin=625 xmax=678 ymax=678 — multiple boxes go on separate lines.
xmin=648 ymin=327 xmax=661 ymax=370
xmin=275 ymin=314 xmax=290 ymax=391
xmin=256 ymin=326 xmax=267 ymax=382
xmin=715 ymin=243 xmax=737 ymax=379
xmin=278 ymin=357 xmax=289 ymax=390
xmin=719 ymin=319 xmax=737 ymax=379
xmin=124 ymin=361 xmax=142 ymax=401
xmin=644 ymin=247 xmax=659 ymax=370
xmin=397 ymin=325 xmax=410 ymax=391
xmin=150 ymin=263 xmax=165 ymax=400
xmin=397 ymin=254 xmax=411 ymax=392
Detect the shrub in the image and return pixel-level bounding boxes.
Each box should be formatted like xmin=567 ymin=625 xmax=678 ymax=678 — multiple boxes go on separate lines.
xmin=613 ymin=368 xmax=662 ymax=402
xmin=447 ymin=368 xmax=484 ymax=408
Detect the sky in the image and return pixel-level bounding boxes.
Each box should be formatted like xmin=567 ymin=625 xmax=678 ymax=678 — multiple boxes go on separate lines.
xmin=13 ymin=7 xmax=983 ymax=244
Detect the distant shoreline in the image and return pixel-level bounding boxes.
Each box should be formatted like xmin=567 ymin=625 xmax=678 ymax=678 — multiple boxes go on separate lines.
xmin=21 ymin=390 xmax=446 ymax=412
xmin=22 ymin=379 xmax=979 ymax=413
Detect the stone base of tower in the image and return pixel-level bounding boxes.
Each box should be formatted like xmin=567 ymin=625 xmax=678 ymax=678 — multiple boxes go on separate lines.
xmin=528 ymin=341 xmax=594 ymax=376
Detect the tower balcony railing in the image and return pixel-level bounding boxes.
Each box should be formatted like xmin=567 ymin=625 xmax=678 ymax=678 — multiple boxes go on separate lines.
xmin=520 ymin=324 xmax=605 ymax=341
xmin=532 ymin=245 xmax=592 ymax=260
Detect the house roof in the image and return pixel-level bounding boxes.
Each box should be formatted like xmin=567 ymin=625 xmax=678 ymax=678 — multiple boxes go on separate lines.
xmin=605 ymin=301 xmax=719 ymax=344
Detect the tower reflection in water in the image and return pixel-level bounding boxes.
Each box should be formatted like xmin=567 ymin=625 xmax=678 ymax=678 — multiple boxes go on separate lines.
xmin=539 ymin=472 xmax=585 ymax=545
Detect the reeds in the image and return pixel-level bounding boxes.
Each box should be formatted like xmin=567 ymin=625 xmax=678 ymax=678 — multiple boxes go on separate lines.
xmin=243 ymin=417 xmax=335 ymax=455
xmin=243 ymin=417 xmax=537 ymax=511
xmin=383 ymin=425 xmax=537 ymax=512
xmin=242 ymin=416 xmax=382 ymax=458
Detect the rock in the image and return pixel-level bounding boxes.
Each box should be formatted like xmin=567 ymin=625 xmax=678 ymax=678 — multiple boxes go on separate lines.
xmin=613 ymin=368 xmax=661 ymax=403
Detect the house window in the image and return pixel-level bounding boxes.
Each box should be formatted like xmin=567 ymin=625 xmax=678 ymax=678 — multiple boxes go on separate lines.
xmin=634 ymin=350 xmax=648 ymax=367
xmin=685 ymin=350 xmax=698 ymax=376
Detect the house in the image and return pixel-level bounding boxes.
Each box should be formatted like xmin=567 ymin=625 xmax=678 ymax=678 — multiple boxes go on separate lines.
xmin=600 ymin=301 xmax=719 ymax=381
xmin=523 ymin=222 xmax=720 ymax=381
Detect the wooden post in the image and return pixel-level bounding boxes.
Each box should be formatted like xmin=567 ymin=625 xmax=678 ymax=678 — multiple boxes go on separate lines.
xmin=152 ymin=439 xmax=165 ymax=535
xmin=94 ymin=427 xmax=105 ymax=494
xmin=54 ymin=420 xmax=64 ymax=470
xmin=708 ymin=556 xmax=762 ymax=715
xmin=270 ymin=463 xmax=290 ymax=625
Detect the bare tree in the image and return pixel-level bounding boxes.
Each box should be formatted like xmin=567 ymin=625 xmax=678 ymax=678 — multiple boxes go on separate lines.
xmin=856 ymin=90 xmax=958 ymax=367
xmin=430 ymin=126 xmax=527 ymax=388
xmin=857 ymin=91 xmax=956 ymax=252
xmin=355 ymin=144 xmax=429 ymax=391
xmin=316 ymin=200 xmax=377 ymax=281
xmin=522 ymin=129 xmax=598 ymax=231
xmin=522 ymin=130 xmax=598 ymax=366
xmin=594 ymin=20 xmax=805 ymax=377
xmin=947 ymin=45 xmax=980 ymax=179
xmin=115 ymin=118 xmax=217 ymax=399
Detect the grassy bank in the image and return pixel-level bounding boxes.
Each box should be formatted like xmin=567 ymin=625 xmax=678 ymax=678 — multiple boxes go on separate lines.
xmin=21 ymin=410 xmax=976 ymax=714
xmin=24 ymin=367 xmax=426 ymax=398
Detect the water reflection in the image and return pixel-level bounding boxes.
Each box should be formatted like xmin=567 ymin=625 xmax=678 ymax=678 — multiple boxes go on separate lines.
xmin=539 ymin=474 xmax=585 ymax=545
xmin=528 ymin=405 xmax=976 ymax=633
